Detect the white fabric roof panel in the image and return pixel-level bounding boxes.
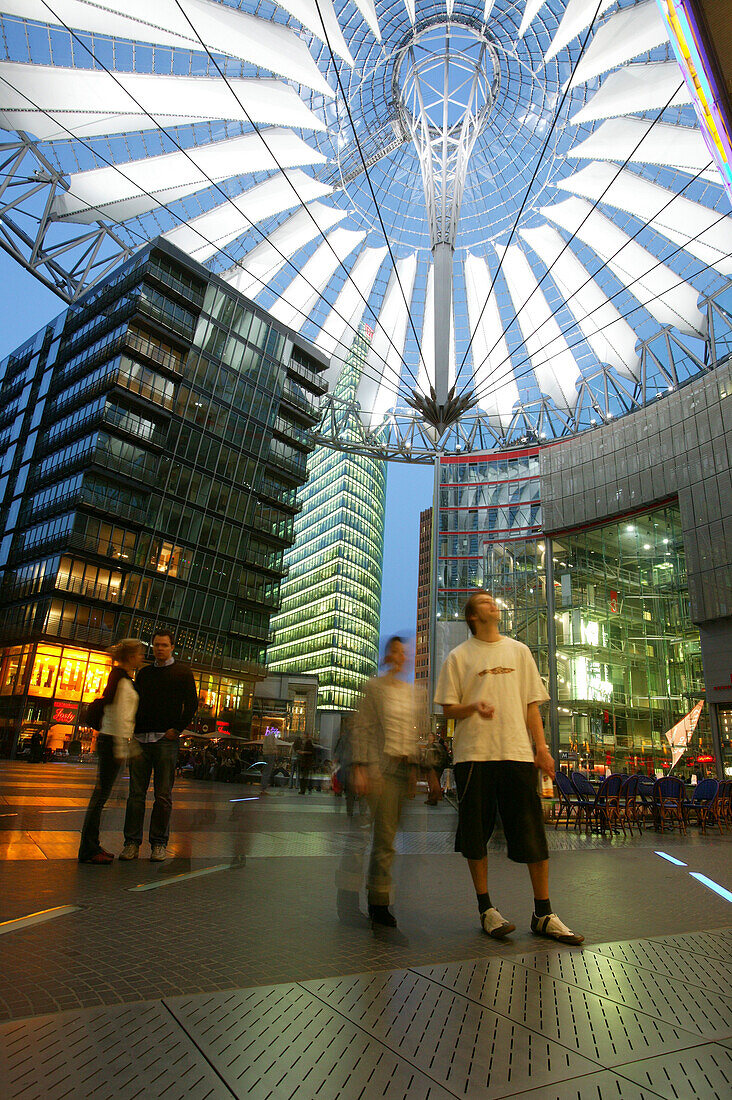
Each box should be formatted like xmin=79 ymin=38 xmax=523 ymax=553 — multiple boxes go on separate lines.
xmin=569 ymin=2 xmax=669 ymax=89
xmin=495 ymin=243 xmax=580 ymax=412
xmin=542 ymin=196 xmax=707 ymax=337
xmin=161 ymin=171 xmax=331 ymax=262
xmin=568 ymin=117 xmax=718 ymax=182
xmin=53 ymin=129 xmax=326 ymax=223
xmin=544 ymin=0 xmax=616 ymax=62
xmin=352 ymin=0 xmax=381 ymax=41
xmin=274 ymin=0 xmax=354 ymax=64
xmin=416 ymin=266 xmax=456 ymax=397
xmin=556 ymin=162 xmax=732 ymax=275
xmin=520 ymin=224 xmax=641 ymax=380
xmin=0 ymin=64 xmax=325 ymax=141
xmin=357 ymin=253 xmax=418 ymax=427
xmin=570 ymin=62 xmax=691 ymax=124
xmin=0 ymin=0 xmax=333 ymax=96
xmin=518 ymin=0 xmax=550 ymax=38
xmin=267 ymin=228 xmax=366 ymax=331
xmin=222 ymin=203 xmax=346 ymax=299
xmin=315 ymin=246 xmax=388 ymax=386
xmin=464 ymin=252 xmax=519 ymax=431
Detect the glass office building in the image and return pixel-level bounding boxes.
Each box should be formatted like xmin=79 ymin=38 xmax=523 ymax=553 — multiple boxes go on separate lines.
xmin=268 ymin=329 xmax=386 ymax=718
xmin=433 ymin=432 xmax=719 ymax=777
xmin=0 ymin=240 xmax=325 ymax=756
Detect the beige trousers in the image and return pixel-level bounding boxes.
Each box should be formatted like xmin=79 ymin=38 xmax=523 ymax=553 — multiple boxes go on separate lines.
xmin=367 ymin=760 xmax=410 ymax=905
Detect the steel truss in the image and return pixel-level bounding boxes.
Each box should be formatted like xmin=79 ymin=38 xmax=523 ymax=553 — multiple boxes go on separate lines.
xmin=312 ymin=283 xmax=732 ymax=462
xmin=0 ymin=133 xmax=137 ymax=302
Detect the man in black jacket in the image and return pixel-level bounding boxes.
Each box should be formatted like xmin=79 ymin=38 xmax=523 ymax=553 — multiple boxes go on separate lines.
xmin=119 ymin=630 xmax=198 ymax=862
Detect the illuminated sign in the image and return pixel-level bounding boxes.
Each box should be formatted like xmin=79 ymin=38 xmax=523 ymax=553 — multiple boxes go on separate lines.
xmin=216 ymin=721 xmax=230 ymax=735
xmin=657 ymin=0 xmax=732 ymax=202
xmin=52 ymin=701 xmax=78 ymax=725
xmin=665 ymin=700 xmax=704 ymax=769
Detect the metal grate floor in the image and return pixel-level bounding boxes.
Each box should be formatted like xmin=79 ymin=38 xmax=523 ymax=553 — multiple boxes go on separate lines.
xmin=1 ymin=931 xmax=730 ymax=1099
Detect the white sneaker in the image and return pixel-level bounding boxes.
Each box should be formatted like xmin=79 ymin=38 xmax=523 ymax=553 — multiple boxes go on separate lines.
xmin=481 ymin=907 xmax=516 ymax=939
xmin=531 ymin=912 xmax=584 ymax=945
xmin=119 ymin=842 xmax=139 ymax=861
xmin=150 ymin=845 xmax=167 ymax=862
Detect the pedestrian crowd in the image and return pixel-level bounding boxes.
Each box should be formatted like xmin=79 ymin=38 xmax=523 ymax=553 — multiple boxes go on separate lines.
xmin=75 ymin=592 xmax=583 ymax=947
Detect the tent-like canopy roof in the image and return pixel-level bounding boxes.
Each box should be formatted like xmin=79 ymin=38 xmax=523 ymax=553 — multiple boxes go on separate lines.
xmin=0 ymin=0 xmax=730 ymax=457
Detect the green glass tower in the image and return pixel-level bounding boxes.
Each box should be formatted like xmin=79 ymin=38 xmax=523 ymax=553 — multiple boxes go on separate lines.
xmin=268 ymin=329 xmax=386 ymax=717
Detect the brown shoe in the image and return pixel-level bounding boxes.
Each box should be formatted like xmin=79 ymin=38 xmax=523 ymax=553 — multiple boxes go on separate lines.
xmin=79 ymin=851 xmax=113 ymax=865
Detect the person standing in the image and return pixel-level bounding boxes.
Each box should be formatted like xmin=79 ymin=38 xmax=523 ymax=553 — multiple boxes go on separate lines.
xmin=260 ymin=727 xmax=278 ymax=795
xmin=424 ymin=732 xmax=448 ymax=806
xmin=78 ymin=639 xmax=145 ymax=864
xmin=299 ymin=734 xmax=315 ymax=794
xmin=434 ymin=591 xmax=583 ymax=945
xmin=119 ymin=630 xmax=198 ymax=862
xmin=351 ymin=636 xmax=419 ymax=928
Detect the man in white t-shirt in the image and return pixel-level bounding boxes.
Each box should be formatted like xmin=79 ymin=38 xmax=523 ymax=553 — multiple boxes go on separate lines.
xmin=434 ymin=590 xmax=583 ymax=945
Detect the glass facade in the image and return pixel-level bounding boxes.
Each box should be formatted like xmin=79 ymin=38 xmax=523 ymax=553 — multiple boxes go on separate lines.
xmin=268 ymin=330 xmax=386 ymax=713
xmin=553 ymin=506 xmax=709 ymax=777
xmin=435 ymin=450 xmax=713 ymax=778
xmin=0 ymin=241 xmax=325 ymax=755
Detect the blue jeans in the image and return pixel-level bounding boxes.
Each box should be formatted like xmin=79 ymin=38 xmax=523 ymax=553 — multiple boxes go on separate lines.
xmin=123 ymin=737 xmax=178 ymax=847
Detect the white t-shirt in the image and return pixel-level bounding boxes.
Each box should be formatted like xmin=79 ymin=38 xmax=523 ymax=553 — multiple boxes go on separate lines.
xmin=434 ymin=635 xmax=550 ymax=764
xmin=380 ymin=681 xmax=417 ymax=758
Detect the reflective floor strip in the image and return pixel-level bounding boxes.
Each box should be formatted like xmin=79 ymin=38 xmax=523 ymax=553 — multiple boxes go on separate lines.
xmin=689 ymin=872 xmax=732 ymax=903
xmin=0 ymin=905 xmax=80 ymax=934
xmin=129 ymin=863 xmax=233 ymax=892
xmin=230 ymin=797 xmax=259 ymax=803
xmin=655 ymin=851 xmax=687 ymax=866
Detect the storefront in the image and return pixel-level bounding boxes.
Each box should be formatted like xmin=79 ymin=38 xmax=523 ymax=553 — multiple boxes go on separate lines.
xmin=0 ymin=642 xmax=257 ymax=757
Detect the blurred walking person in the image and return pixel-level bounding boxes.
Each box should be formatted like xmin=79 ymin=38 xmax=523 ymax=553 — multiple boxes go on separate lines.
xmin=260 ymin=727 xmax=278 ymax=795
xmin=78 ymin=639 xmax=145 ymax=864
xmin=299 ymin=734 xmax=315 ymax=794
xmin=119 ymin=630 xmax=198 ymax=862
xmin=352 ymin=636 xmax=418 ymax=927
xmin=424 ymin=732 xmax=449 ymax=805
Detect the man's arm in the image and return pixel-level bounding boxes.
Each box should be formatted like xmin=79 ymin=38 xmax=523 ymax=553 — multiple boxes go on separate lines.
xmin=171 ymin=669 xmax=199 ymax=737
xmin=442 ymin=701 xmax=494 ymax=720
xmin=527 ymin=702 xmax=554 ymax=777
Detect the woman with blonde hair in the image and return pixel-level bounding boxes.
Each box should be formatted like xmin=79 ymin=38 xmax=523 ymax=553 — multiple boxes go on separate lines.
xmin=78 ymin=638 xmax=145 ymax=864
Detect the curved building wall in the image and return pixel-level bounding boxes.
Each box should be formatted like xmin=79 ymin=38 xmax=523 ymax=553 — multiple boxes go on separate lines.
xmin=433 ymin=361 xmax=732 ymax=777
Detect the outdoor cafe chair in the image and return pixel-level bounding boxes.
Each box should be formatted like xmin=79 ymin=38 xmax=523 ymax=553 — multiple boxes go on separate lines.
xmin=682 ymin=778 xmax=722 ymax=835
xmin=570 ymin=771 xmax=600 ymax=832
xmin=594 ymin=773 xmax=625 ymax=834
xmin=717 ymin=780 xmax=732 ymax=830
xmin=554 ymin=772 xmax=581 ymax=830
xmin=636 ymin=775 xmax=656 ymax=824
xmin=619 ymin=774 xmax=643 ymax=835
xmin=652 ymin=777 xmax=687 ymax=834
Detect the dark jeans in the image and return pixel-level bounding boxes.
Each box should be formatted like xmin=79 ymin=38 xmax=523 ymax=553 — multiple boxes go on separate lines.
xmin=299 ymin=765 xmax=312 ymax=794
xmin=123 ymin=737 xmax=178 ymax=847
xmin=79 ymin=735 xmax=122 ymax=860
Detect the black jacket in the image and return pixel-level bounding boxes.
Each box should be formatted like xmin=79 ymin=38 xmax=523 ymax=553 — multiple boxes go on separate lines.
xmin=134 ymin=661 xmax=198 ymax=736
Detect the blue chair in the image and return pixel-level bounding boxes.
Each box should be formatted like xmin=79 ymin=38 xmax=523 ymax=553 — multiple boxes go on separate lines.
xmin=554 ymin=772 xmax=580 ymax=830
xmin=683 ymin=778 xmax=722 ymax=835
xmin=596 ymin=773 xmax=625 ymax=834
xmin=653 ymin=777 xmax=686 ymax=834
xmin=619 ymin=775 xmax=643 ymax=835
xmin=636 ymin=775 xmax=655 ymax=824
xmin=570 ymin=771 xmax=599 ymax=832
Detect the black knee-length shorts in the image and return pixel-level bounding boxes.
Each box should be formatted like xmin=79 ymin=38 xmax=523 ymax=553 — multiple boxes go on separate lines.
xmin=454 ymin=761 xmax=549 ymax=864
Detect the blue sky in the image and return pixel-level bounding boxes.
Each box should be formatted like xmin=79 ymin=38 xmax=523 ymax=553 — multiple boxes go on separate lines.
xmin=0 ymin=252 xmax=433 ymax=665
